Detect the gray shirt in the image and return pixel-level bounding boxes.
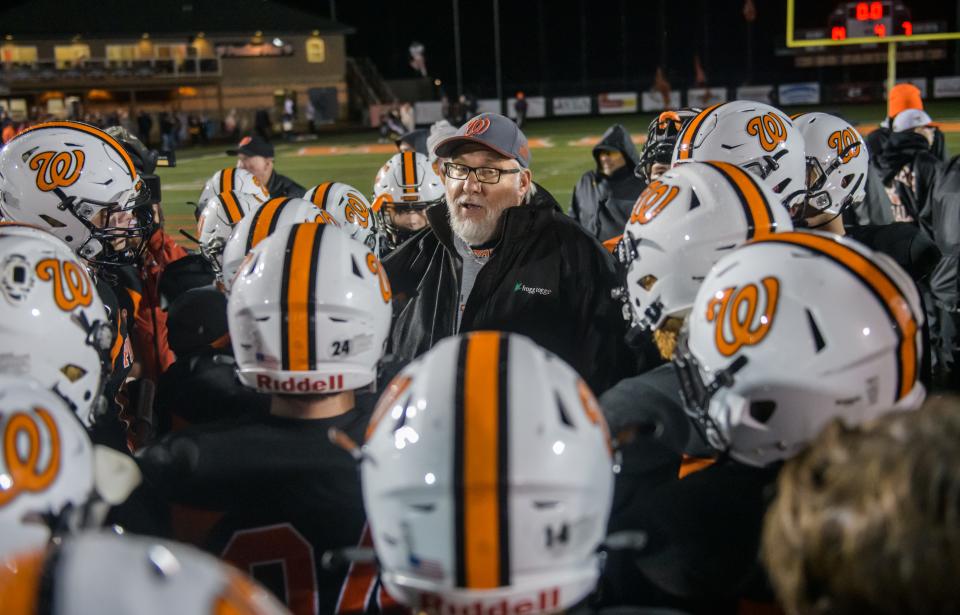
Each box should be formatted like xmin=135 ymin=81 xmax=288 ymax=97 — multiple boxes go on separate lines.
xmin=453 ymin=236 xmax=492 ymax=331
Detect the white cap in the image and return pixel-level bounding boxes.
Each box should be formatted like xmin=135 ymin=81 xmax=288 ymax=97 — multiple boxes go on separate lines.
xmin=893 ymin=108 xmax=934 ymax=132
xmin=426 ymin=120 xmax=457 ymax=165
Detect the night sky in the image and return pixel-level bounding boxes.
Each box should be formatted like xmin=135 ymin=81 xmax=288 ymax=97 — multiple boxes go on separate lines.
xmin=286 ymin=0 xmax=958 ymax=97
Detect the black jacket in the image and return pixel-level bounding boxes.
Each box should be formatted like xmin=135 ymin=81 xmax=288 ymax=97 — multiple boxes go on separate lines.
xmin=383 ymin=191 xmax=631 ymax=394
xmin=570 ymin=124 xmax=645 ymax=242
xmin=265 ymin=170 xmax=306 ymax=198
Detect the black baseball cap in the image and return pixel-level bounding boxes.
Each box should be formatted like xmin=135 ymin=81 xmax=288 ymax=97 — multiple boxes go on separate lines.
xmin=434 ymin=112 xmax=531 ymax=167
xmin=226 ymin=134 xmax=274 ymax=158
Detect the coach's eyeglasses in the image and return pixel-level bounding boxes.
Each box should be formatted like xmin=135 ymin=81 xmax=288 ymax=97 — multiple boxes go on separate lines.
xmin=442 ymin=161 xmax=521 ymax=184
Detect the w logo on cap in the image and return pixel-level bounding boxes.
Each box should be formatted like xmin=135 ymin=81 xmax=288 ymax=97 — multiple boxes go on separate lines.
xmin=238 ymin=136 xmax=252 ymax=147
xmin=464 ymin=117 xmax=491 ymax=137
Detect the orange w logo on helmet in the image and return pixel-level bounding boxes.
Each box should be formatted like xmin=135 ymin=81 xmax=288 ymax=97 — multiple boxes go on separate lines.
xmin=344 ymin=193 xmax=371 ymax=228
xmin=28 ymin=150 xmax=85 ymax=192
xmin=746 ymin=113 xmax=788 ymax=153
xmin=827 ymin=128 xmax=861 ymax=164
xmin=0 ymin=407 xmax=62 ymax=507
xmin=706 ymin=276 xmax=780 ymax=357
xmin=34 ymin=258 xmax=94 ymax=312
xmin=629 ymin=180 xmax=680 ymax=225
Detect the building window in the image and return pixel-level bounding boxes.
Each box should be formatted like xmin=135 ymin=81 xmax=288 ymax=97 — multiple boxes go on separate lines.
xmin=106 ymin=44 xmax=141 ymax=65
xmin=1 ymin=44 xmax=38 ymax=65
xmin=54 ymin=44 xmax=90 ymax=69
xmin=306 ymin=37 xmax=325 ymax=63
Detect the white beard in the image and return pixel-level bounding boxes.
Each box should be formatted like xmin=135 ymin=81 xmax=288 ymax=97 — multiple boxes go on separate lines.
xmin=447 ymin=199 xmax=504 ymax=245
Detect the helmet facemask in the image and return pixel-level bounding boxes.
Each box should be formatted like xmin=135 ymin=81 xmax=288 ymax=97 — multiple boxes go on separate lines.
xmin=62 ymin=181 xmax=155 ymax=267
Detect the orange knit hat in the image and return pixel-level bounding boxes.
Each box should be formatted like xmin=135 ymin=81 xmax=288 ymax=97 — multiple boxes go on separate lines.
xmin=888 ymin=83 xmax=923 ymax=119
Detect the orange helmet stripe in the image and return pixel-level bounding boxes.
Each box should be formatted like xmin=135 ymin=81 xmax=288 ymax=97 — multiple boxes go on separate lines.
xmin=220 ymin=168 xmax=236 ymax=194
xmin=17 ymin=121 xmax=136 ymax=180
xmin=310 ymin=182 xmax=333 ymax=209
xmin=218 ymin=191 xmax=244 ymax=224
xmin=760 ymin=232 xmax=919 ymax=400
xmin=454 ymin=331 xmax=510 ymax=589
xmin=246 ymin=197 xmax=290 ymax=253
xmin=704 ymin=161 xmax=778 ymax=239
xmin=676 ymin=103 xmax=723 ymax=161
xmin=280 ymin=223 xmax=324 ymax=371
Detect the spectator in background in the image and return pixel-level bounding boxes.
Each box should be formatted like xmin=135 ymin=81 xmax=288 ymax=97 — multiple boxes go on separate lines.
xmin=305 ymin=100 xmax=316 ymax=135
xmin=254 ymin=108 xmax=271 ymax=141
xmin=137 ymin=110 xmax=152 ymax=146
xmin=426 ymin=119 xmax=457 ymax=175
xmin=513 ymin=91 xmax=528 ymax=128
xmin=282 ymin=92 xmax=295 ymax=141
xmin=763 ymin=396 xmax=960 ymax=615
xmin=399 ymin=102 xmax=415 ymax=133
xmin=223 ymin=108 xmax=238 ymax=142
xmin=569 ymin=123 xmax=645 ymax=243
xmin=159 ymin=111 xmax=175 ymax=151
xmin=227 ymin=134 xmax=305 ymax=198
xmin=866 ymin=83 xmax=947 ymax=162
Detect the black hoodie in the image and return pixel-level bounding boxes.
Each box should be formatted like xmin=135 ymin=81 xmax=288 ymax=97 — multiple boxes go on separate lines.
xmin=570 ymin=124 xmax=646 ymax=242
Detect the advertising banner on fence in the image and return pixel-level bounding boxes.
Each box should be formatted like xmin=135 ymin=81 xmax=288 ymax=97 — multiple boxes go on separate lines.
xmin=934 ymin=76 xmax=960 ymax=99
xmin=685 ymin=88 xmax=728 ymax=108
xmin=507 ymin=96 xmax=546 ymax=119
xmin=735 ymin=85 xmax=774 ymax=104
xmin=778 ymin=82 xmax=821 ymax=105
xmin=413 ymin=101 xmax=444 ymax=125
xmin=599 ymin=92 xmax=639 ymax=114
xmin=553 ymin=96 xmax=592 ymax=116
xmin=640 ymin=91 xmax=682 ymax=111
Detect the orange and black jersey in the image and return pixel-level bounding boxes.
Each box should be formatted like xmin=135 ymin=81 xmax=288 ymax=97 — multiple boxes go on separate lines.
xmin=137 ymin=395 xmax=375 ymax=614
xmin=90 ymin=272 xmax=139 ymax=450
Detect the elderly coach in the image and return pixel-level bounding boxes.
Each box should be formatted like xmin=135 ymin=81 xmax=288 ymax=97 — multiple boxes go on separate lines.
xmin=383 ymin=112 xmax=629 ymax=393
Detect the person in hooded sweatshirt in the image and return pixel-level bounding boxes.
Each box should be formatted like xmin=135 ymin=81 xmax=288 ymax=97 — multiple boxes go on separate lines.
xmin=570 ymin=123 xmax=645 ymax=242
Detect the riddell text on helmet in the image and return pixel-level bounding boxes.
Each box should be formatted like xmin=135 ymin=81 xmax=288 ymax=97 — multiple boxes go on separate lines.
xmin=256 ymin=374 xmax=345 ymax=392
xmin=419 ymin=588 xmax=560 ymax=614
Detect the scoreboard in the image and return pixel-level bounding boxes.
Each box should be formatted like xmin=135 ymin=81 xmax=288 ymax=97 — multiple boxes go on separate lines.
xmin=829 ymin=2 xmax=912 ymax=40
xmin=786 ymin=0 xmax=958 ymax=47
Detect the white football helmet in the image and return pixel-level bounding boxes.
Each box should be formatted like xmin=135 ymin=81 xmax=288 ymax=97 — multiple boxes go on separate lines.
xmin=363 ymin=331 xmax=613 ymax=614
xmin=0 ymin=531 xmax=290 ymax=615
xmin=0 ymin=378 xmax=140 ymax=559
xmin=372 ymin=151 xmax=444 ymax=247
xmin=228 ymin=222 xmax=391 ymax=393
xmin=304 ymin=182 xmax=386 ymax=255
xmin=674 ymin=231 xmax=926 ymax=467
xmin=619 ymin=161 xmax=793 ymax=332
xmin=196 ymin=166 xmax=269 ymax=211
xmin=197 ymin=190 xmax=264 ymax=279
xmin=672 ymin=101 xmax=807 ymax=214
xmin=0 ymin=224 xmax=113 ymax=426
xmin=0 ymin=121 xmax=154 ymax=265
xmin=792 ymin=112 xmax=868 ymax=217
xmin=220 ymin=197 xmax=328 ymax=293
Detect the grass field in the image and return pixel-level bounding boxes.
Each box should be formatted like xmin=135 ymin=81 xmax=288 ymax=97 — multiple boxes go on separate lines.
xmin=157 ymin=101 xmax=960 ymax=244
